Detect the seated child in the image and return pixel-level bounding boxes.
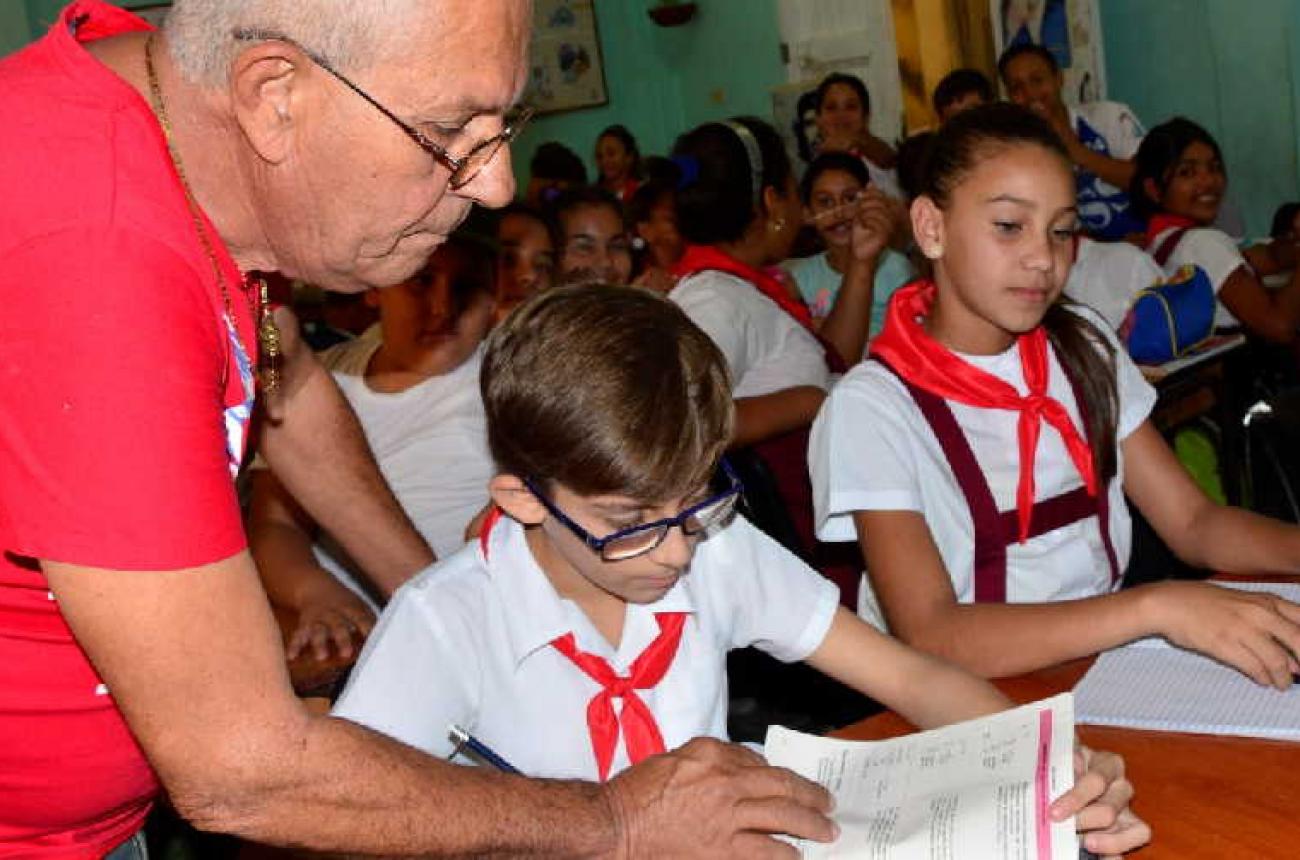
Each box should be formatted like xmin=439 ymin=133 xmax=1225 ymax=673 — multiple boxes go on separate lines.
xmin=333 ymin=284 xmax=1148 ymax=858
xmin=548 ymin=186 xmax=633 ymax=287
xmin=999 ymin=43 xmax=1144 ymax=241
xmin=785 ymin=152 xmax=915 ymax=346
xmin=491 ymin=203 xmax=555 ymax=321
xmin=810 ymin=104 xmax=1300 ymax=688
xmin=1131 ymin=118 xmax=1300 ymax=344
xmin=524 ymin=141 xmax=587 ymax=207
xmin=248 ymin=236 xmax=496 ymax=658
xmin=626 ymin=176 xmax=684 ymax=294
xmin=932 ymin=67 xmax=994 ymax=123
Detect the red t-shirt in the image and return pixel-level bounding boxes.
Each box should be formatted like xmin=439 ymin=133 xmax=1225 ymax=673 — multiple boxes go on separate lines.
xmin=0 ymin=2 xmax=257 ymax=855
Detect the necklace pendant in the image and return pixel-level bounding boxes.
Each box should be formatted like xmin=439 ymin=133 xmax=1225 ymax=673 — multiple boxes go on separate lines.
xmin=257 ymin=280 xmax=283 ymax=395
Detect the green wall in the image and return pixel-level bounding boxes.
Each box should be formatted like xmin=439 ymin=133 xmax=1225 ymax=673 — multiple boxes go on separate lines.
xmin=510 ymin=0 xmax=785 ymax=189
xmin=1100 ymin=0 xmax=1300 ymax=237
xmin=0 ymin=1 xmax=32 ymax=58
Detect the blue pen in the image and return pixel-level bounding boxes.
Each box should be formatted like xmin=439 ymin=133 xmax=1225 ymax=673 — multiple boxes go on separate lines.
xmin=449 ymin=724 xmax=521 ymax=774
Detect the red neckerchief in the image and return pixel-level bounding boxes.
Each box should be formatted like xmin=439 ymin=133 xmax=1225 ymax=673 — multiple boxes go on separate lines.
xmin=477 ymin=507 xmax=686 ymax=781
xmin=1144 ymin=213 xmax=1196 ymax=247
xmin=551 ymin=614 xmax=686 ymax=781
xmin=673 ymin=244 xmax=814 ymax=330
xmin=869 ymin=280 xmax=1097 ymax=542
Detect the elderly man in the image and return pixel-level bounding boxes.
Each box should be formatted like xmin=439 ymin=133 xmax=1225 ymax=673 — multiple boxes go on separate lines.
xmin=0 ymin=1 xmax=835 ymax=857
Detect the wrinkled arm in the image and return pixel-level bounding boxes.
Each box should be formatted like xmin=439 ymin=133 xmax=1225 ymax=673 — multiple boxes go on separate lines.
xmin=43 ymin=553 xmax=617 ymax=855
xmin=258 ymin=307 xmax=432 ymax=596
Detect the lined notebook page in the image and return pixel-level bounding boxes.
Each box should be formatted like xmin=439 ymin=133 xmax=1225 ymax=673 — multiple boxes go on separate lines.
xmin=1074 ymin=582 xmax=1300 ymax=740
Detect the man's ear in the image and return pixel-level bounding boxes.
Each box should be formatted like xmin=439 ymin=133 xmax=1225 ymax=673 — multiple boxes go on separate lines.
xmin=911 ymin=194 xmax=946 ymax=260
xmin=227 ymin=41 xmax=311 ymax=164
xmin=490 ymin=474 xmax=547 ymax=526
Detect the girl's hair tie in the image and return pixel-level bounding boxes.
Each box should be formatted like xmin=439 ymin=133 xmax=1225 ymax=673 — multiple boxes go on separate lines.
xmin=672 ymin=154 xmax=701 ymax=190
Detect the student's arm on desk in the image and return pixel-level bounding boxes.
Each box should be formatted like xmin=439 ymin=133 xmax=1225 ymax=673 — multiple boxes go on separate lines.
xmin=805 ymin=607 xmax=1150 ymax=857
xmin=732 ymin=387 xmax=826 ymax=448
xmin=855 ymin=496 xmax=1300 ymax=689
xmin=246 ymin=469 xmax=376 ymax=661
xmin=1217 ymin=264 xmax=1300 ymax=344
xmin=257 ymin=306 xmax=433 ymax=596
xmin=43 ymin=553 xmax=836 ymax=858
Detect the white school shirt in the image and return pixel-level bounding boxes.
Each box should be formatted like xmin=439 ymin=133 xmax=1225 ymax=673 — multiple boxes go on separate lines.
xmin=1147 ymin=226 xmax=1248 ymax=329
xmin=331 ymin=514 xmax=839 ymax=780
xmin=670 ymin=269 xmax=830 ymax=397
xmin=1064 ymin=236 xmax=1163 ymax=331
xmin=808 ymin=316 xmax=1157 ymax=628
xmin=310 ymin=335 xmax=492 ymax=607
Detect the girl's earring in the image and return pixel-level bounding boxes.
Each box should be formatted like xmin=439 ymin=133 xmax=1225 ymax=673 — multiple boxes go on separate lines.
xmin=924 ymin=244 xmax=943 ymax=259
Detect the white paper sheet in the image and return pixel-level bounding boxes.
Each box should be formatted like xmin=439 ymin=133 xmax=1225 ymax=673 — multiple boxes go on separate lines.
xmin=765 ymin=694 xmax=1078 ymax=859
xmin=1074 ymin=581 xmax=1300 ymax=740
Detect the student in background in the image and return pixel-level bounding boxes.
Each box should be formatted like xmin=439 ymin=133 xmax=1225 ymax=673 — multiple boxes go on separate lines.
xmin=813 ymin=72 xmax=903 ymax=200
xmin=785 ymin=152 xmax=913 ymax=346
xmin=1131 ymin=117 xmax=1300 ymax=345
xmin=525 ymin=141 xmax=588 ymax=208
xmin=548 ymin=186 xmax=634 ymax=287
xmin=332 ymin=284 xmax=1150 ymax=860
xmin=811 ymin=103 xmax=1300 ymax=689
xmin=627 ymin=177 xmax=685 ymax=294
xmin=595 ymin=124 xmax=642 ymax=201
xmin=932 ymin=68 xmax=994 ymax=123
xmin=491 ymin=203 xmax=555 ymax=321
xmin=248 ymin=237 xmax=497 ymax=660
xmin=1064 ymin=235 xmax=1162 ymax=332
xmin=999 ymin=43 xmax=1144 ymax=241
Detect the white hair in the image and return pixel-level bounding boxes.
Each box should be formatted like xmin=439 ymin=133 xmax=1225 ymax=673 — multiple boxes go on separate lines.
xmin=164 ymin=0 xmax=423 ymax=86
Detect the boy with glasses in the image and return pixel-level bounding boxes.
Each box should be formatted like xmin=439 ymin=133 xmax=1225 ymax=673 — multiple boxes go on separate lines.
xmin=333 ymin=285 xmax=1142 ymax=847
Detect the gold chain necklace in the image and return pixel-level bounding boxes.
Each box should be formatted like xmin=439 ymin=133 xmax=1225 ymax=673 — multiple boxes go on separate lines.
xmin=144 ymin=33 xmax=281 ymax=394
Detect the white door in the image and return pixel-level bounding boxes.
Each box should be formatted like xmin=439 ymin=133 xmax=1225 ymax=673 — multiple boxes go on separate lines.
xmin=774 ymin=0 xmax=904 ymax=158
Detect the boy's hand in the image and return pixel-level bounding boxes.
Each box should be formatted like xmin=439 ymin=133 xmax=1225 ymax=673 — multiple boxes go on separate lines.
xmin=287 ymin=583 xmax=375 ymax=662
xmin=1051 ymin=745 xmax=1151 ymax=858
xmin=1144 ymin=581 xmax=1300 ymax=689
xmin=603 ymin=737 xmax=837 ymax=858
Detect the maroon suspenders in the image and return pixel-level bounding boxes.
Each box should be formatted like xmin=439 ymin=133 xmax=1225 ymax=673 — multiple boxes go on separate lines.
xmin=873 ymin=357 xmax=1121 ymax=602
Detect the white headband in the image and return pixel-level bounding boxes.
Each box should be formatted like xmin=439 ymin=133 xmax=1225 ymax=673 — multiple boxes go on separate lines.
xmin=724 ymin=120 xmax=763 ymax=207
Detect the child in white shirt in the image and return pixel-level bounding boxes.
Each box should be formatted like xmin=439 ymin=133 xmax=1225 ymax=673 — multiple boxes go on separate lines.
xmin=334 ymin=284 xmax=1147 ymax=857
xmin=810 ymin=103 xmax=1300 ymax=690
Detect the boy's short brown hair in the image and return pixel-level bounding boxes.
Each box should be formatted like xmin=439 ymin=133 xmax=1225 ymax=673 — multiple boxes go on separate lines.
xmin=481 ymin=284 xmax=734 ymax=503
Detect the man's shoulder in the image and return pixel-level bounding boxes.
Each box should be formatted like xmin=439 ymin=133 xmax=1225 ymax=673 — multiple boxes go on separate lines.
xmin=0 ymin=52 xmax=191 ymax=258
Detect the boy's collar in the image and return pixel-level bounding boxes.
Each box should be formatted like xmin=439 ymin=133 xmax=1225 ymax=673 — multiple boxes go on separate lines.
xmin=480 ymin=514 xmax=696 ymax=668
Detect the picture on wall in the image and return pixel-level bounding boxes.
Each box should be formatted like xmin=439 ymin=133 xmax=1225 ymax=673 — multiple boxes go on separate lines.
xmin=525 ymin=0 xmax=608 ymax=115
xmin=991 ymin=0 xmax=1106 ymax=103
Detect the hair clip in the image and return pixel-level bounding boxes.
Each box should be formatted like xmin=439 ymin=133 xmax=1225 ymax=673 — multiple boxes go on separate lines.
xmin=672 ymin=154 xmax=701 ymax=189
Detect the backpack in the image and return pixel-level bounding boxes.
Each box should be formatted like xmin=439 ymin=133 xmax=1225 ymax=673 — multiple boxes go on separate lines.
xmin=1122 ymin=228 xmax=1217 ymax=365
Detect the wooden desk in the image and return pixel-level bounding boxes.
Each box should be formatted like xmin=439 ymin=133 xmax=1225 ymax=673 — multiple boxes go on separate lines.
xmin=835 ymin=657 xmax=1300 ymax=858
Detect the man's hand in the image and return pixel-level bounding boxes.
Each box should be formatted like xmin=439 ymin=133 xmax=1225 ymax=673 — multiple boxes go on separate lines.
xmin=603 ymin=738 xmax=837 ymax=859
xmin=1051 ymin=745 xmax=1151 ymax=858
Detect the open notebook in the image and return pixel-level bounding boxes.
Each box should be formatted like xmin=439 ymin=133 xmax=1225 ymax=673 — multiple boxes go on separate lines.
xmin=1074 ymin=581 xmax=1300 ymax=740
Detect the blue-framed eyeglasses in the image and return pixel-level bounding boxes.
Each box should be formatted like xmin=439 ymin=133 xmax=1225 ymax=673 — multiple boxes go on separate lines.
xmin=525 ymin=461 xmax=744 ymax=562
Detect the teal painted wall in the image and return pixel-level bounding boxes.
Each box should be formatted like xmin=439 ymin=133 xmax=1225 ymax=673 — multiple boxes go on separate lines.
xmin=510 ymin=0 xmax=785 ymax=189
xmin=0 ymin=1 xmax=32 ymax=58
xmin=1101 ymin=0 xmax=1300 ymax=236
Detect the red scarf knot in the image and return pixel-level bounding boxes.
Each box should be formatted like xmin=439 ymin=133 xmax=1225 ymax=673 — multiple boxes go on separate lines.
xmin=870 ymin=280 xmax=1097 ymax=543
xmin=551 ymin=612 xmax=687 ymax=781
